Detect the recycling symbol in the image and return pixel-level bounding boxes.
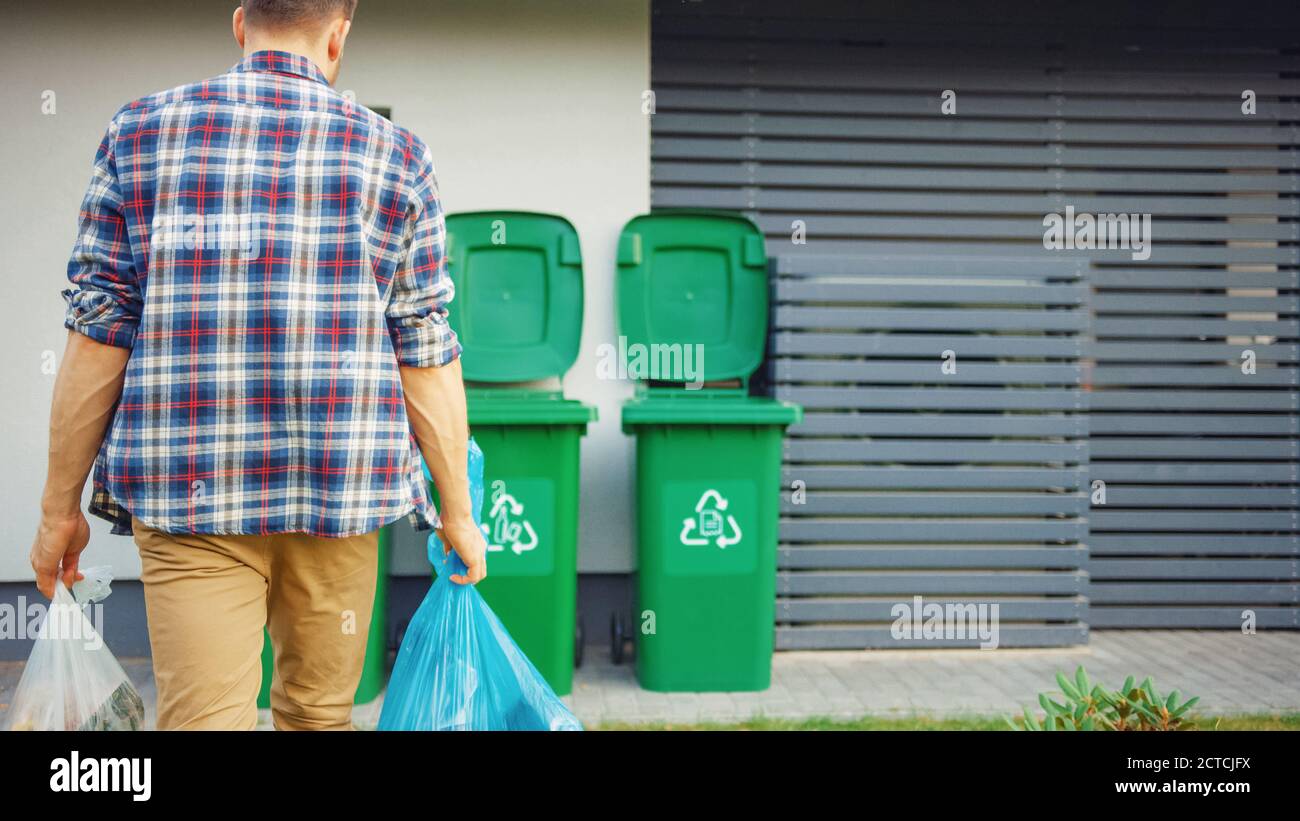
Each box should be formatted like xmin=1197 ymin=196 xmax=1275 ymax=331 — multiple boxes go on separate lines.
xmin=481 ymin=479 xmax=538 ymax=555
xmin=680 ymin=489 xmax=743 ymax=549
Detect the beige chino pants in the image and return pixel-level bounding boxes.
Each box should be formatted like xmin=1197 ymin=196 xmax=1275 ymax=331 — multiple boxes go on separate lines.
xmin=132 ymin=516 xmax=378 ymax=730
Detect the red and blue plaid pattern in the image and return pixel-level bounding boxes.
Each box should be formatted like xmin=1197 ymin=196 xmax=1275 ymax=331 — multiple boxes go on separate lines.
xmin=63 ymin=50 xmax=460 ymax=537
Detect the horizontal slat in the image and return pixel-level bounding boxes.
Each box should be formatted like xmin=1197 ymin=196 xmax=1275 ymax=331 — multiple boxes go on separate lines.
xmin=1088 ymin=342 xmax=1300 ymax=363
xmin=775 ymin=306 xmax=1089 ymax=331
xmin=654 ymin=136 xmax=1300 ymax=169
xmin=772 ymin=360 xmax=1082 ymax=384
xmin=1093 ymin=372 xmax=1297 ymax=391
xmin=776 ymin=597 xmax=1087 ymax=622
xmin=776 ymin=624 xmax=1089 ymax=650
xmin=1087 ymin=607 xmax=1300 ymax=628
xmin=774 ymin=280 xmax=1089 ymax=304
xmin=654 ymin=160 xmax=1300 ymax=193
xmin=1088 ymin=559 xmax=1298 ymax=579
xmin=656 ymin=186 xmax=1300 ymax=217
xmin=1087 ymin=485 xmax=1298 ymax=506
xmin=768 ymin=241 xmax=1299 ymax=265
xmin=655 ymin=9 xmax=1300 ymax=50
xmin=758 ymin=213 xmax=1298 ymax=242
xmin=1089 ymin=438 xmax=1298 ymax=459
xmin=781 ymin=492 xmax=1089 ymax=515
xmin=773 ymin=331 xmax=1085 ymax=358
xmin=785 ymin=440 xmax=1087 ymax=463
xmin=780 ymin=519 xmax=1086 ymax=541
xmin=778 ymin=570 xmax=1088 ymax=595
xmin=656 ymin=26 xmax=1300 ymax=66
xmin=1091 ymin=535 xmax=1299 ymax=555
xmin=1093 ymin=293 xmax=1300 ymax=312
xmin=1088 ymin=391 xmax=1298 ymax=411
xmin=657 ymin=37 xmax=1300 ymax=68
xmin=656 ymin=87 xmax=1300 ymax=121
xmin=775 ymin=255 xmax=1082 ymax=278
xmin=1089 ymin=463 xmax=1298 ymax=481
xmin=779 ymin=545 xmax=1087 ymax=569
xmin=782 ymin=466 xmax=1087 ymax=489
xmin=778 ymin=386 xmax=1086 ymax=410
xmin=653 ymin=112 xmax=1300 ymax=145
xmin=654 ymin=58 xmax=1300 ymax=96
xmin=1090 ymin=510 xmax=1298 ymax=530
xmin=1095 ymin=316 xmax=1300 ymax=335
xmin=1089 ymin=415 xmax=1299 ymax=434
xmin=1089 ymin=582 xmax=1299 ymax=603
xmin=1091 ymin=368 xmax=1298 ymax=388
xmin=792 ymin=412 xmax=1087 ymax=437
xmin=1089 ymin=269 xmax=1300 ymax=289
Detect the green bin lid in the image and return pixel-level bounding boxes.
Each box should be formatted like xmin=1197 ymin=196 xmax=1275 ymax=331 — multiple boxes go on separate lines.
xmin=445 ymin=211 xmax=584 ymax=382
xmin=616 ymin=210 xmax=768 ymax=383
xmin=466 ymin=388 xmax=597 ymax=427
xmin=621 ymin=393 xmax=801 ymax=432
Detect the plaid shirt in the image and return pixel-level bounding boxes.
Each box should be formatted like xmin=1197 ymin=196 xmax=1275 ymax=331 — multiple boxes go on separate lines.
xmin=63 ymin=51 xmax=460 ymax=538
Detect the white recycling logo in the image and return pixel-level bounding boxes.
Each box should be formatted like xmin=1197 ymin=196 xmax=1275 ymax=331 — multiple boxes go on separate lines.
xmin=680 ymin=489 xmax=743 ymax=549
xmin=481 ymin=479 xmax=538 ymax=555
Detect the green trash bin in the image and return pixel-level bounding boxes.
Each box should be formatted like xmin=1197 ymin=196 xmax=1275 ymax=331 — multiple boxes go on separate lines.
xmin=437 ymin=211 xmax=596 ymax=696
xmin=617 ymin=210 xmax=801 ymax=692
xmin=257 ymin=526 xmax=389 ymax=708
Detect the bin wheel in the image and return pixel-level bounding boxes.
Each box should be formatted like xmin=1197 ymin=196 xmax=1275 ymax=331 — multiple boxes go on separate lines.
xmin=610 ymin=612 xmax=627 ymax=666
xmin=574 ymin=612 xmax=585 ymax=668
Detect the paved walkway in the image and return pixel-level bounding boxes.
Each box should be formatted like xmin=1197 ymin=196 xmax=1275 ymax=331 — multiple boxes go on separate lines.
xmin=561 ymin=630 xmax=1300 ymax=726
xmin=3 ymin=631 xmax=1297 ymax=729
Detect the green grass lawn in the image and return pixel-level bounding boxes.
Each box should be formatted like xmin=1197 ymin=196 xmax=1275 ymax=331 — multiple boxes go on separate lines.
xmin=595 ymin=713 xmax=1300 ymax=731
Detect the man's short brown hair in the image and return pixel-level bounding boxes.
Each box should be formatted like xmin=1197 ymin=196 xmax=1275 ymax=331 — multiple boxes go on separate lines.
xmin=241 ymin=0 xmax=358 ymax=29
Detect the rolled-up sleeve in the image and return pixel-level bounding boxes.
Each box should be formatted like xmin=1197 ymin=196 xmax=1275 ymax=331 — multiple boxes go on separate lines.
xmin=386 ymin=137 xmax=461 ymax=368
xmin=63 ymin=117 xmax=141 ymax=349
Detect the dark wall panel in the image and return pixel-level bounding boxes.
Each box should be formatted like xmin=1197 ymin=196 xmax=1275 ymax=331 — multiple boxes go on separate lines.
xmin=650 ymin=0 xmax=1300 ymax=637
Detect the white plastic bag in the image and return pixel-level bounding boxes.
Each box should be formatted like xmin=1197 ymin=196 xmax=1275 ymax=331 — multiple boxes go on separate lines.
xmin=4 ymin=567 xmax=145 ymax=731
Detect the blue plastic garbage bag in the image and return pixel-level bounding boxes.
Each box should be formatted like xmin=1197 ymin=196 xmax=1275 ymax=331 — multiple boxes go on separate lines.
xmin=378 ymin=439 xmax=582 ymax=731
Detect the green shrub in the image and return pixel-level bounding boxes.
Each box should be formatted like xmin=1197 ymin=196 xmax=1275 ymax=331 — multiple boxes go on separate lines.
xmin=1009 ymin=665 xmax=1199 ymax=731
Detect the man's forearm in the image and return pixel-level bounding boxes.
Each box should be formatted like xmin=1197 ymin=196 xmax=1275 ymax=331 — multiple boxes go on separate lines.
xmin=42 ymin=331 xmax=130 ymax=516
xmin=399 ymin=358 xmax=473 ymax=523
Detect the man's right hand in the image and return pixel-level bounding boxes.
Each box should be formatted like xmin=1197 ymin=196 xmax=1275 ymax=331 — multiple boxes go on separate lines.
xmin=30 ymin=509 xmax=90 ymax=599
xmin=439 ymin=516 xmax=488 ymax=585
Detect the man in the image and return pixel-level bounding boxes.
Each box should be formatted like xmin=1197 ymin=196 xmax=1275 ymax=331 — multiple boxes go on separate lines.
xmin=29 ymin=0 xmax=488 ymax=730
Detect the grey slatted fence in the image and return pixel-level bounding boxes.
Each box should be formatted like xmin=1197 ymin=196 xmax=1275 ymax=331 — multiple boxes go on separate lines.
xmin=772 ymin=256 xmax=1090 ymax=648
xmin=1087 ymin=258 xmax=1300 ymax=628
xmin=650 ymin=0 xmax=1300 ymax=637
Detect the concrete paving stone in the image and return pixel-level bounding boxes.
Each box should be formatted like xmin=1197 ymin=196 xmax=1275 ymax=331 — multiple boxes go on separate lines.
xmin=728 ymin=691 xmax=764 ymax=711
xmin=634 ymin=691 xmax=672 ymax=704
xmin=698 ymin=693 xmax=735 ymax=708
xmin=694 ymin=707 xmax=740 ymax=721
xmin=603 ymin=700 xmax=640 ymax=716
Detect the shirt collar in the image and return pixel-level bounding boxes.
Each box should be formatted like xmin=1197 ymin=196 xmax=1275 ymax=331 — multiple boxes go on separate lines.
xmin=232 ymin=50 xmax=330 ymax=86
